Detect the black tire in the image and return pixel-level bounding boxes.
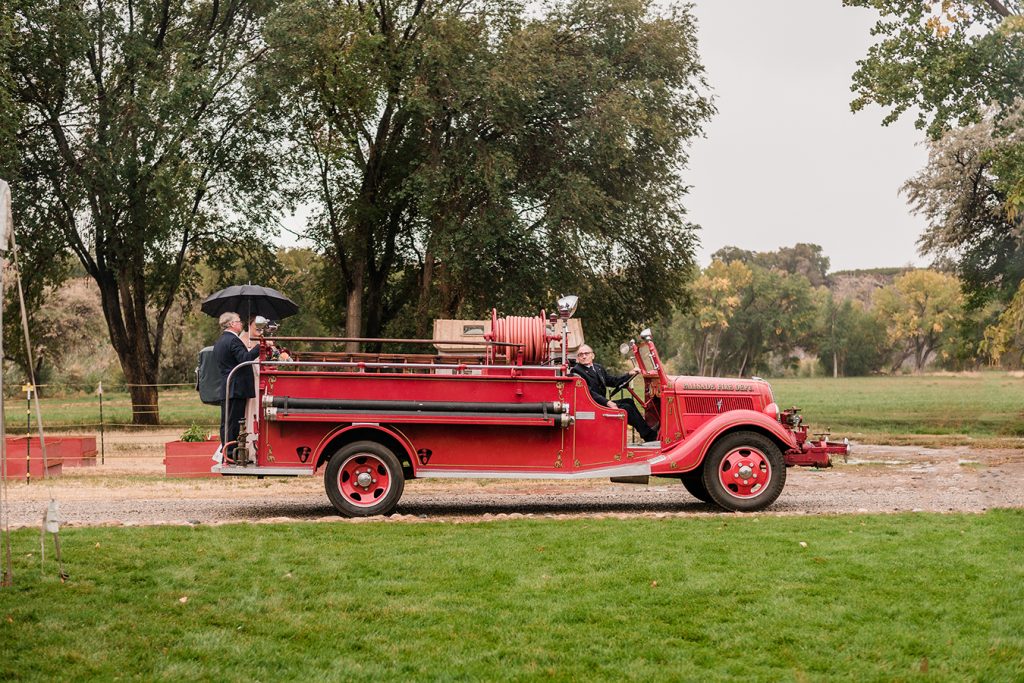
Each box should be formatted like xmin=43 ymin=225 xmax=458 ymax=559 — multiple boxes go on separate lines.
xmin=680 ymin=471 xmax=713 ymax=504
xmin=324 ymin=440 xmax=405 ymax=517
xmin=701 ymin=431 xmax=786 ymax=512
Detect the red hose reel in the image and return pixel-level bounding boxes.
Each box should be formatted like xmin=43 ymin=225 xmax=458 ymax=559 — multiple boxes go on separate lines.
xmin=486 ymin=309 xmax=561 ymax=365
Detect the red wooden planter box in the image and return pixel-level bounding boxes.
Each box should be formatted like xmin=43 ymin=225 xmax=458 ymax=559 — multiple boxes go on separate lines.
xmin=50 ymin=436 xmax=97 ymax=467
xmin=4 ymin=435 xmax=97 ymax=471
xmin=3 ymin=437 xmax=63 ymax=478
xmin=164 ymin=439 xmax=220 ymax=478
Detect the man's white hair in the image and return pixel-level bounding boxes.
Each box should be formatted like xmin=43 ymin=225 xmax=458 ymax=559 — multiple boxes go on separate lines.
xmin=219 ymin=312 xmax=239 ymax=330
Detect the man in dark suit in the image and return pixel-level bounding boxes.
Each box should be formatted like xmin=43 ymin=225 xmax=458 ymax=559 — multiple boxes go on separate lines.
xmin=571 ymin=344 xmax=659 ymax=443
xmin=214 ymin=311 xmax=260 ymax=460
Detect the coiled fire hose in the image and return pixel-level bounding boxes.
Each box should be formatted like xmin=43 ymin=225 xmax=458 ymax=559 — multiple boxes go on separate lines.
xmin=486 ymin=309 xmax=560 ymax=364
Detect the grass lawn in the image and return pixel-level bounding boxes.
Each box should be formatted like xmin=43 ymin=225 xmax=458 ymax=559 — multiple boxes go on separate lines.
xmin=771 ymin=373 xmax=1024 ymax=445
xmin=1 ymin=511 xmax=1022 ymax=681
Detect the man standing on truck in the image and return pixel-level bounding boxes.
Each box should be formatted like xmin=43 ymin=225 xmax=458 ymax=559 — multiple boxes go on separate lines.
xmin=571 ymin=345 xmax=658 ymax=443
xmin=214 ymin=312 xmax=260 ymax=461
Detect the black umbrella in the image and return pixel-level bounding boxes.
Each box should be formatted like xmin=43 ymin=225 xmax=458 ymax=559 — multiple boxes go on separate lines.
xmin=200 ymin=284 xmax=299 ymax=321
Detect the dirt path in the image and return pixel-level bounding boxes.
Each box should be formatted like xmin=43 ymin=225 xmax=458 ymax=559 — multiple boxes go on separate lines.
xmin=2 ymin=438 xmax=1022 ymax=528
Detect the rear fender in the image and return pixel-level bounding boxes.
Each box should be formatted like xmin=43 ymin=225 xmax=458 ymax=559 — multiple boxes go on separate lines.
xmin=651 ymin=410 xmax=798 ymax=476
xmin=313 ymin=424 xmax=417 ymax=477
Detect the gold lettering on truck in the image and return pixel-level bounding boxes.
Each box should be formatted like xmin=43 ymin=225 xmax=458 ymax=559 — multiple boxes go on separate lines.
xmin=682 ymin=382 xmax=754 ymax=392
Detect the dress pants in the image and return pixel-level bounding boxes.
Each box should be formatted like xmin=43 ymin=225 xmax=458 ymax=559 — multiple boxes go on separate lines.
xmin=613 ymin=398 xmax=658 ymax=442
xmin=220 ymin=396 xmax=248 ymax=458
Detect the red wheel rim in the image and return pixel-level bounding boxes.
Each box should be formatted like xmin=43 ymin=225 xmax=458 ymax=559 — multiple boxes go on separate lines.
xmin=717 ymin=446 xmax=771 ymax=499
xmin=337 ymin=453 xmax=393 ymax=508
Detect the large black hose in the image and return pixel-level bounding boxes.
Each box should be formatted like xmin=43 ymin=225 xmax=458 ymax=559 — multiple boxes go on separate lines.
xmin=268 ymin=397 xmax=566 ymax=414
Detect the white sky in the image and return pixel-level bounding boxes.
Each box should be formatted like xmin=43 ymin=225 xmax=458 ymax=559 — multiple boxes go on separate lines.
xmin=279 ymin=1 xmax=932 ymax=273
xmin=686 ymin=0 xmax=930 ymax=272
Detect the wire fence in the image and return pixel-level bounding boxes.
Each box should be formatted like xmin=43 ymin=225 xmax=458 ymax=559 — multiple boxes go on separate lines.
xmin=2 ymin=381 xmax=221 ymax=467
xmin=2 ymin=381 xmax=197 ymax=398
xmin=3 ymin=382 xmax=219 ymax=431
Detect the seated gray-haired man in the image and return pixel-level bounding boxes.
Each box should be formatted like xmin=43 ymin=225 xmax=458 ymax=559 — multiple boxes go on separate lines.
xmin=571 ymin=344 xmax=658 ymax=443
xmin=213 ymin=311 xmax=260 ymax=460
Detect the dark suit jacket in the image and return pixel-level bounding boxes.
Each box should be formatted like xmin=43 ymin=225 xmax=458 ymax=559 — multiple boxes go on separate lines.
xmin=214 ymin=331 xmax=260 ymax=399
xmin=570 ymin=362 xmax=631 ymax=406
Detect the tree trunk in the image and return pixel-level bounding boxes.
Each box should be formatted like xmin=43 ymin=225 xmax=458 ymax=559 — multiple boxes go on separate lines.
xmin=345 ymin=282 xmax=363 ymax=353
xmin=363 ymin=268 xmax=389 ymax=343
xmin=833 ymin=350 xmax=838 ymax=378
xmin=112 ymin=332 xmax=161 ymax=425
xmin=915 ymin=339 xmax=929 ymax=372
xmin=415 ymin=249 xmax=436 ymax=338
xmin=127 ymin=383 xmax=160 ymax=425
xmin=95 ymin=271 xmax=162 ymax=425
xmin=889 ymin=349 xmax=911 ymax=374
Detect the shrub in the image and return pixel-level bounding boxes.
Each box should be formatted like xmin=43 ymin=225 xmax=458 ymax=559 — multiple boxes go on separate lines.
xmin=179 ymin=423 xmax=208 ymax=442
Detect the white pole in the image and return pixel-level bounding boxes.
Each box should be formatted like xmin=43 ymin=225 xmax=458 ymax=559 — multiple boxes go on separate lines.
xmin=7 ymin=208 xmax=48 ymax=475
xmin=0 ymin=179 xmax=14 ymax=585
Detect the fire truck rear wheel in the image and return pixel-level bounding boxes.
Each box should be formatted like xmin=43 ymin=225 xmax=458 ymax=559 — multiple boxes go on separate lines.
xmin=701 ymin=431 xmax=786 ymax=512
xmin=680 ymin=471 xmax=713 ymax=504
xmin=325 ymin=441 xmax=405 ymax=517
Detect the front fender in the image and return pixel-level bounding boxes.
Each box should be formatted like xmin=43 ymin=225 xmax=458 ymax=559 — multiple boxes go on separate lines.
xmin=651 ymin=410 xmax=798 ymax=476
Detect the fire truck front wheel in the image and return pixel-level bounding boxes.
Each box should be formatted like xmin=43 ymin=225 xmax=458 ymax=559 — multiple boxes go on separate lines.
xmin=701 ymin=431 xmax=786 ymax=512
xmin=325 ymin=441 xmax=406 ymax=517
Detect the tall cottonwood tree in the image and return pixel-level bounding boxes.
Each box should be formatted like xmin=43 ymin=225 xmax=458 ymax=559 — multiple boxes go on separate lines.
xmin=678 ymin=259 xmax=752 ymax=376
xmin=5 ymin=0 xmax=281 ymax=422
xmin=873 ymin=269 xmax=963 ymax=371
xmin=813 ymin=292 xmax=888 ymax=377
xmin=905 ymin=113 xmax=1024 ymax=307
xmin=663 ymin=256 xmax=817 ymax=377
xmin=846 ymin=0 xmax=1023 ymax=138
xmin=264 ymin=0 xmax=712 ymax=346
xmin=846 ymin=0 xmax=1024 ymax=306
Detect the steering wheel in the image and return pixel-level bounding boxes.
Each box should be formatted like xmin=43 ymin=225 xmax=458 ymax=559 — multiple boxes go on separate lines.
xmin=610 ymin=374 xmax=634 ymax=395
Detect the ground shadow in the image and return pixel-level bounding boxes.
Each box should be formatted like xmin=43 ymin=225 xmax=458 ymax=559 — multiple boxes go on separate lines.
xmin=211 ymin=495 xmax=719 ymax=521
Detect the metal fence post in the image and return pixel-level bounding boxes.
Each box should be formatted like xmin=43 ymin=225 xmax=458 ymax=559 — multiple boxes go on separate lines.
xmin=98 ymin=381 xmax=105 ymax=465
xmin=22 ymin=383 xmax=31 ymax=484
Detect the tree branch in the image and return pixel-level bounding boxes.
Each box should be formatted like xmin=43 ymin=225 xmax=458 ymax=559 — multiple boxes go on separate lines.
xmin=154 ymin=0 xmax=171 ymax=48
xmin=983 ymin=0 xmax=1013 ymax=18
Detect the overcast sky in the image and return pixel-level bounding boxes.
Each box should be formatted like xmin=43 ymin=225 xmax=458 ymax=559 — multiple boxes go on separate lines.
xmin=686 ymin=0 xmax=930 ymax=272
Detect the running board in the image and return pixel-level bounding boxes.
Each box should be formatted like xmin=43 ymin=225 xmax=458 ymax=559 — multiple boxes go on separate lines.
xmin=215 ymin=462 xmax=658 ymax=480
xmin=416 ymin=462 xmax=651 ymax=480
xmin=215 ymin=465 xmax=310 ymax=477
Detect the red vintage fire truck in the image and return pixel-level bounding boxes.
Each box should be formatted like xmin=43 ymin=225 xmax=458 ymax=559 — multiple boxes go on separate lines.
xmin=218 ymin=296 xmax=847 ymax=516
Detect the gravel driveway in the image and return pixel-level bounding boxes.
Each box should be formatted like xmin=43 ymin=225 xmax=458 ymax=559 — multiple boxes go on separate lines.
xmin=2 ymin=440 xmax=1021 ymax=529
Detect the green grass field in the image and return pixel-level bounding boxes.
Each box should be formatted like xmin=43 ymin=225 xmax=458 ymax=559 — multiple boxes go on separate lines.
xmin=771 ymin=373 xmax=1024 ymax=444
xmin=8 ymin=373 xmax=1024 ymax=444
xmin=1 ymin=512 xmax=1021 ymax=680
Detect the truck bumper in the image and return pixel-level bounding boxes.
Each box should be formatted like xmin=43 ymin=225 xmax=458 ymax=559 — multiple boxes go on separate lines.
xmin=784 ymin=438 xmax=849 ymax=468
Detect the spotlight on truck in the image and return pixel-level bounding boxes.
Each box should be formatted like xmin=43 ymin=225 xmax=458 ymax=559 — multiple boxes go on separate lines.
xmin=557 ymin=295 xmax=578 ymax=319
